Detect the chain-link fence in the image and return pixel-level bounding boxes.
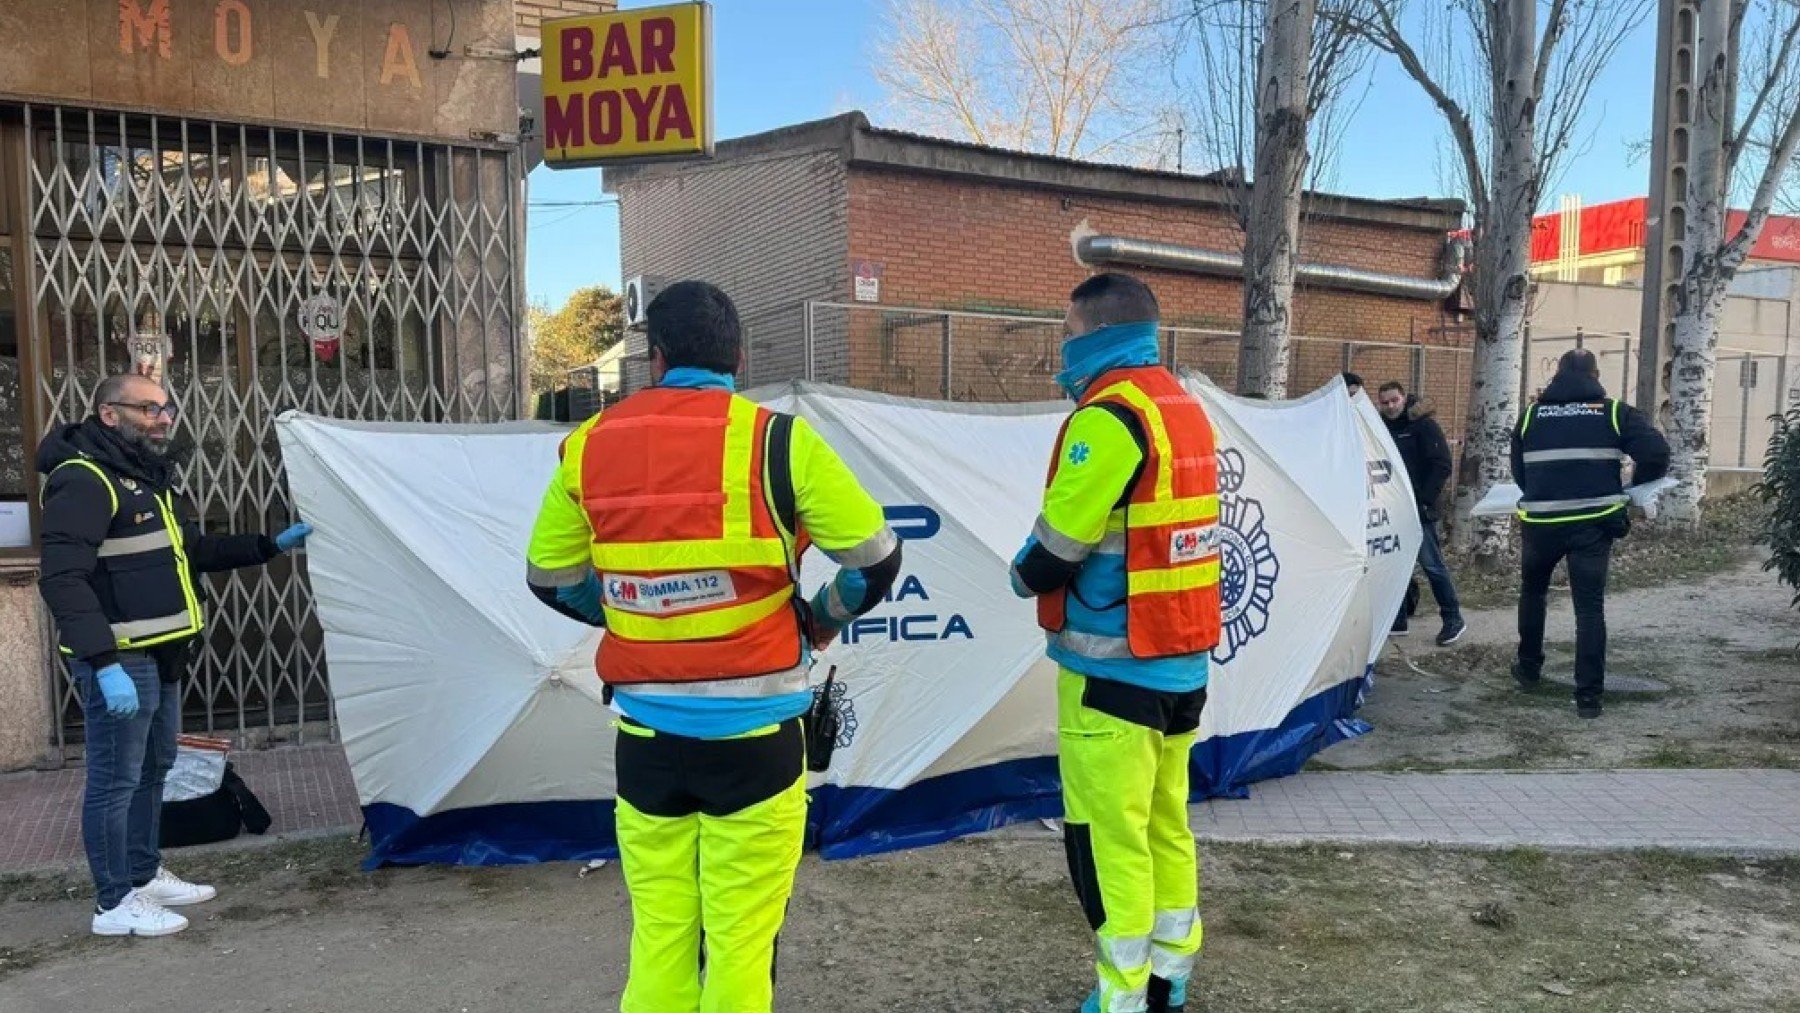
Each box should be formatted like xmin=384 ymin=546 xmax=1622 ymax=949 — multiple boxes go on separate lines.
xmin=791 ymin=302 xmax=1797 ymax=471
xmin=798 ymin=300 xmax=1475 ymax=444
xmin=1525 ymin=331 xmax=1791 ymax=469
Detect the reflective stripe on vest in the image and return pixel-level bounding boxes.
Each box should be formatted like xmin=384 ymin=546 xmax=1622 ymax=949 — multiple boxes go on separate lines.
xmin=578 ymin=388 xmax=804 ymax=691
xmin=606 ymin=666 xmax=810 ymax=700
xmin=48 ymin=458 xmax=205 ymax=652
xmin=1516 ymin=399 xmax=1630 ymax=524
xmin=112 ymin=609 xmax=199 ymax=642
xmin=1039 ymin=367 xmax=1223 ymax=659
xmin=1520 ymin=448 xmax=1624 ymax=464
xmin=97 ymin=529 xmax=175 ymax=558
xmin=148 ymin=488 xmax=205 ymax=647
xmin=1517 ymin=494 xmax=1630 ymax=513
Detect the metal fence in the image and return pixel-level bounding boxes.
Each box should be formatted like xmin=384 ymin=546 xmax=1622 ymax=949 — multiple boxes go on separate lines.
xmin=796 ymin=300 xmax=1477 ymax=445
xmin=790 ymin=302 xmax=1796 ymax=470
xmin=18 ymin=105 xmax=523 ymax=752
xmin=1524 ymin=331 xmax=1791 ymax=469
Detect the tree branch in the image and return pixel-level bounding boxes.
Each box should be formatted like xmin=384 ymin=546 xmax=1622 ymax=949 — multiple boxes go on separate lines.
xmin=1723 ymin=91 xmax=1800 ymax=276
xmin=1358 ymin=0 xmax=1488 ymax=215
xmin=1728 ymin=8 xmax=1800 ymax=180
xmin=1532 ymin=0 xmax=1570 ymax=100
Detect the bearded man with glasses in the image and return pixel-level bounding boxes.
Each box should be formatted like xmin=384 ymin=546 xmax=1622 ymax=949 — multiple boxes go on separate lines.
xmin=36 ymin=373 xmax=315 ymax=938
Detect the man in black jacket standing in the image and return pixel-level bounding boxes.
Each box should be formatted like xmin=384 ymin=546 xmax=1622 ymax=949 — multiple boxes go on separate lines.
xmin=38 ymin=373 xmax=313 ymax=937
xmin=1376 ymin=381 xmax=1465 ymax=645
xmin=1511 ymin=350 xmax=1669 ymax=718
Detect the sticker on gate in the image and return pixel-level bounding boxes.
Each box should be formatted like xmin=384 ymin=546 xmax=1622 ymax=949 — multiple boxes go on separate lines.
xmin=1169 ymin=525 xmax=1218 ymax=564
xmin=604 ymin=571 xmax=739 ymax=613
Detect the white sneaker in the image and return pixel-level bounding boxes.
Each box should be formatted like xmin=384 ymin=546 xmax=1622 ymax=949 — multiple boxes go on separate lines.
xmin=135 ymin=866 xmax=218 ymax=907
xmin=91 ymin=890 xmax=189 ymax=937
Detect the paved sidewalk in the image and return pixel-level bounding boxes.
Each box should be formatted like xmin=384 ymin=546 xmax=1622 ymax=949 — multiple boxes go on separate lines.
xmin=0 ymin=742 xmax=359 ymax=874
xmin=6 ymin=748 xmax=1799 ymax=874
xmin=1194 ymin=768 xmax=1800 ymax=854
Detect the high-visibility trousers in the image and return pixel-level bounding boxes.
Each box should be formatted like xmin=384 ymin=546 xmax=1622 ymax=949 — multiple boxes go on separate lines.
xmin=1058 ymin=668 xmax=1206 ymax=1013
xmin=613 ymin=715 xmax=807 ymax=1013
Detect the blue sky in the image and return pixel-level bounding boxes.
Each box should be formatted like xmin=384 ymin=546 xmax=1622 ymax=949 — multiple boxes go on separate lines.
xmin=525 ymin=2 xmax=1657 ymax=309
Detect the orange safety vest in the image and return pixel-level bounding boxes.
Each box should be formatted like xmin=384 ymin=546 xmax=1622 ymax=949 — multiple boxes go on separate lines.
xmin=577 ymin=387 xmax=808 ymax=688
xmin=1037 ymin=366 xmax=1222 ymax=658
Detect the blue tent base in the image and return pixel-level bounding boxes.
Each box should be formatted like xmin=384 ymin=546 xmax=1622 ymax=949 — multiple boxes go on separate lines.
xmin=362 ymin=800 xmax=621 ymax=870
xmin=359 ymin=669 xmax=1374 ymax=868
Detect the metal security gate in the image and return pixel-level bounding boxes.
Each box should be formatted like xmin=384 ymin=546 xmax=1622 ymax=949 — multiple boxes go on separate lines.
xmin=15 ymin=104 xmax=524 ymax=751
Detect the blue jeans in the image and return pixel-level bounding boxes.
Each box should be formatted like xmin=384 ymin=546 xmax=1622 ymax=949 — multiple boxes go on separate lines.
xmin=1416 ymin=519 xmax=1462 ymax=621
xmin=73 ymin=653 xmax=180 ymax=910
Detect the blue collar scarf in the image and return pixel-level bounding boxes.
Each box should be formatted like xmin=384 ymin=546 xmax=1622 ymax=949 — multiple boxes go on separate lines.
xmin=1054 ymin=321 xmax=1161 ymax=400
xmin=658 ymin=367 xmax=737 ymax=392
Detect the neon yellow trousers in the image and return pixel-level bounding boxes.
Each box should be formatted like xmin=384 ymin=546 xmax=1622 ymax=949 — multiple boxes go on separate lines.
xmin=1058 ymin=668 xmax=1205 ymax=1013
xmin=614 ymin=719 xmax=808 ymax=1013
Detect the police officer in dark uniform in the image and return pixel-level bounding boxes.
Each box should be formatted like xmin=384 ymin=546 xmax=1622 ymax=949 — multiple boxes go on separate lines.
xmin=1510 ymin=350 xmax=1668 ymax=718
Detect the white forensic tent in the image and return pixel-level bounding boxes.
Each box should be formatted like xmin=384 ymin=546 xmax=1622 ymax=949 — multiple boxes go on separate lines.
xmin=275 ymin=378 xmax=1418 ymax=865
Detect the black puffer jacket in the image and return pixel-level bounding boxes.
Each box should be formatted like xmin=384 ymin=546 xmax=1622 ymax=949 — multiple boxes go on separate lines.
xmin=36 ymin=419 xmax=278 ymax=674
xmin=1384 ymin=396 xmax=1454 ymax=521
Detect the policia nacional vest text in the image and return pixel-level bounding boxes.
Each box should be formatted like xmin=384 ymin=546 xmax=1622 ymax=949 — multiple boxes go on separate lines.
xmin=1515 ymin=399 xmax=1631 ymax=524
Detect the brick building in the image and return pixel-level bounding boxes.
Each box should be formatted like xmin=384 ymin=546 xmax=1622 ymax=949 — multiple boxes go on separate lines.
xmin=606 ymin=112 xmax=1469 ymax=404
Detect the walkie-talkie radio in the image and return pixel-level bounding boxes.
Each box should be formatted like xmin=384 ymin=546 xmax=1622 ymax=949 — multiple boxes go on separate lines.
xmin=804 ymin=666 xmax=840 ymax=773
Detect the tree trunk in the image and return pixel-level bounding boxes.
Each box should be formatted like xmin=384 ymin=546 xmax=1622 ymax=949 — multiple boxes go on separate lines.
xmin=1666 ymin=0 xmax=1740 ymax=524
xmin=1450 ymin=0 xmax=1536 ymax=560
xmin=1237 ymin=0 xmax=1315 ymax=398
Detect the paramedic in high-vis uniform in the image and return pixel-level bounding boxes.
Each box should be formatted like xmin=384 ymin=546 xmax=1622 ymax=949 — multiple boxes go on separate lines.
xmin=1010 ymin=273 xmax=1221 ymax=1013
xmin=525 ymin=280 xmax=901 ymax=1013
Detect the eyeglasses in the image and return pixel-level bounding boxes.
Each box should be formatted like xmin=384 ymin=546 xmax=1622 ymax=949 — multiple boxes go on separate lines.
xmin=105 ymin=400 xmax=179 ymax=421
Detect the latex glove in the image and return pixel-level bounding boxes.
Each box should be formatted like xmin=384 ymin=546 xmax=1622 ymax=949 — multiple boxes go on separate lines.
xmin=557 ymin=574 xmax=607 ymax=626
xmin=274 ymin=522 xmax=313 ymax=553
xmin=95 ymin=664 xmax=139 ymax=719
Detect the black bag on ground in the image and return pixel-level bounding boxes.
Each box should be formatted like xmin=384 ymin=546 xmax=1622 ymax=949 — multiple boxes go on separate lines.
xmin=160 ymin=763 xmax=273 ymax=848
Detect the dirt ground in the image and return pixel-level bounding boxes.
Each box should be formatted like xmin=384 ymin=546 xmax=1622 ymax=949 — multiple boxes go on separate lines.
xmin=1 ymin=834 xmax=1797 ymax=1013
xmin=1448 ymin=495 xmax=1773 ymax=612
xmin=1320 ymin=557 xmax=1800 ymax=772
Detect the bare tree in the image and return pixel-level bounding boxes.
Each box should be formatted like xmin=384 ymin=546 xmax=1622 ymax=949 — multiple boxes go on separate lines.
xmin=1237 ymin=1 xmax=1378 ymax=396
xmin=1236 ymin=0 xmax=1318 ymax=397
xmin=872 ymin=0 xmax=1173 ymax=162
xmin=1348 ymin=0 xmax=1652 ymax=560
xmin=1167 ymin=1 xmax=1377 ymax=395
xmin=1177 ymin=1 xmax=1377 ymax=197
xmin=1663 ymin=0 xmax=1800 ymax=524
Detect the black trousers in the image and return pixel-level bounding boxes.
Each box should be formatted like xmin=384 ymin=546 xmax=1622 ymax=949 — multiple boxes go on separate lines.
xmin=614 ymin=716 xmax=805 ymax=818
xmin=1517 ymin=516 xmax=1624 ymax=704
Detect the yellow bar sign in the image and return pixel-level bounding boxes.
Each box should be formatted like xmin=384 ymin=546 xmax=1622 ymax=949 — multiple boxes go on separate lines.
xmin=541 ymin=2 xmax=714 ymax=167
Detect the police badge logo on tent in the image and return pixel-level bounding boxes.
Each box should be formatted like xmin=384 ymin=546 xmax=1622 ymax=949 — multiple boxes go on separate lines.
xmin=1212 ymin=447 xmax=1280 ymax=665
xmin=814 ymin=678 xmax=858 ymax=749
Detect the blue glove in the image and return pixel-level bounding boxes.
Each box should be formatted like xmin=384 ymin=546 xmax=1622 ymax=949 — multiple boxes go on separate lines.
xmin=556 ymin=573 xmax=607 ymax=626
xmin=274 ymin=522 xmax=313 ymax=553
xmin=95 ymin=664 xmax=139 ymax=719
